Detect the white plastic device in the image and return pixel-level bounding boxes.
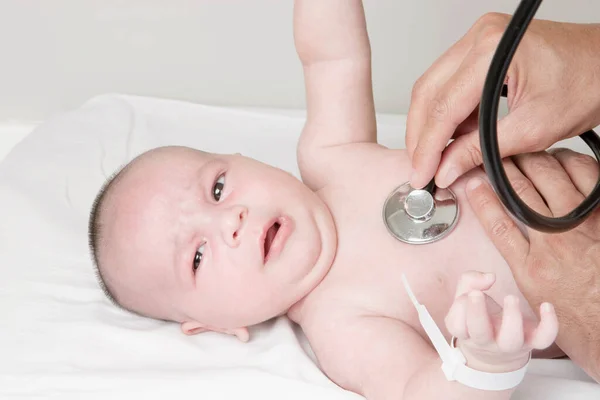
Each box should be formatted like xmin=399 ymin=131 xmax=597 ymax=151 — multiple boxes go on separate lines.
xmin=401 ymin=274 xmax=530 ymax=391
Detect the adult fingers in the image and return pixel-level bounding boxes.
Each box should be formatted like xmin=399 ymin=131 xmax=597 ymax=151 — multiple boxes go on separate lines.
xmin=409 ymin=47 xmax=495 ymax=189
xmin=514 ymin=151 xmax=585 ymax=217
xmin=406 ymin=24 xmax=477 ymax=158
xmin=453 ymin=106 xmax=480 ymax=138
xmin=465 ymin=177 xmax=530 ymax=272
xmin=549 ymin=148 xmax=600 ymax=196
xmin=434 ymin=104 xmax=546 ymax=188
xmin=502 ymin=157 xmax=551 ymax=216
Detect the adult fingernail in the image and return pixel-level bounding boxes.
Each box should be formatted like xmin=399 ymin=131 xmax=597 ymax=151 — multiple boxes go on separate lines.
xmin=410 ymin=169 xmax=421 ymax=188
xmin=466 ymin=178 xmax=483 ymax=192
xmin=439 ymin=167 xmax=459 ymax=188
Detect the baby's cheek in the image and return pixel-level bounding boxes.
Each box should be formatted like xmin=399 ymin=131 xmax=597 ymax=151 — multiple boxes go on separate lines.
xmin=224 ymin=274 xmax=262 ymax=304
xmin=236 ymin=278 xmax=290 ymax=319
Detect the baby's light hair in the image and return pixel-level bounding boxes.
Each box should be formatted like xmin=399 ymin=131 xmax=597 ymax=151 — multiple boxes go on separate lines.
xmin=88 ymin=147 xmax=200 ymax=322
xmin=88 ymin=164 xmax=129 ymax=310
xmin=88 ymin=159 xmax=169 ymax=322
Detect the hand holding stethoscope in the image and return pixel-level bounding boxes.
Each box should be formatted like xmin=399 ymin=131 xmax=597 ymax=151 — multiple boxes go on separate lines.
xmin=401 ymin=1 xmax=600 ymax=383
xmin=406 ymin=10 xmax=600 ymax=193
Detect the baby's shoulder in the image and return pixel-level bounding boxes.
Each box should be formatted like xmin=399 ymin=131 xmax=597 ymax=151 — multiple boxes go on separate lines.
xmin=310 ymin=143 xmax=409 ymax=189
xmin=327 ymin=142 xmax=404 ymax=170
xmin=298 ymin=136 xmax=410 ymax=193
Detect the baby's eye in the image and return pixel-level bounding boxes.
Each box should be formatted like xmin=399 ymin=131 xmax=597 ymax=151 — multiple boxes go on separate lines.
xmin=193 ymin=243 xmax=205 ymax=273
xmin=212 ymin=174 xmax=226 ymax=202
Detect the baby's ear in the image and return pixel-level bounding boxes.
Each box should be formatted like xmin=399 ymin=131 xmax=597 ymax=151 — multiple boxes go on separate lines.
xmin=225 ymin=327 xmax=250 ymax=342
xmin=181 ymin=321 xmax=249 ymax=342
xmin=181 ymin=321 xmax=209 ymax=336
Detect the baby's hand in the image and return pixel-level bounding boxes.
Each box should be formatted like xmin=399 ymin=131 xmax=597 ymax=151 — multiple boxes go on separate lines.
xmin=444 ymin=271 xmax=559 ymax=372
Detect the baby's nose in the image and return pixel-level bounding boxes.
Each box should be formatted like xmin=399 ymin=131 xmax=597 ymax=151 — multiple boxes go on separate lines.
xmin=221 ymin=205 xmax=247 ymax=247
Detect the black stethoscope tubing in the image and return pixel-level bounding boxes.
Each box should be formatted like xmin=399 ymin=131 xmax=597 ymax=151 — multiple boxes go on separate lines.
xmin=478 ymin=0 xmax=600 ymax=232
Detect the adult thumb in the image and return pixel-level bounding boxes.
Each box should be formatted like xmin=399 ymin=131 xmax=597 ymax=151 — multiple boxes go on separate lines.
xmin=434 ymin=105 xmax=545 ymax=188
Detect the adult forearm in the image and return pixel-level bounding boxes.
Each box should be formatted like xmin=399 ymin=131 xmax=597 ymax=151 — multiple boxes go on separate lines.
xmin=581 ymin=23 xmax=600 ymax=128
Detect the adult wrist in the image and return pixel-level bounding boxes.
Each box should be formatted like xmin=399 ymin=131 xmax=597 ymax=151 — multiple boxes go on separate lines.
xmin=583 ymin=23 xmax=600 ymax=129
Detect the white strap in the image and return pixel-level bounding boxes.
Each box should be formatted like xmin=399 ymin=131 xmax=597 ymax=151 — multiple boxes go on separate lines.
xmin=401 ymin=274 xmax=530 ymax=391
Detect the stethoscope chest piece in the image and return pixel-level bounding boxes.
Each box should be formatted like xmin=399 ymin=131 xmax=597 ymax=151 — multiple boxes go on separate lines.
xmin=383 ymin=182 xmax=459 ymax=245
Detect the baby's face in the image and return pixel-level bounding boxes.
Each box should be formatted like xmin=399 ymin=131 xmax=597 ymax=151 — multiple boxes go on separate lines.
xmin=102 ymin=147 xmax=336 ymax=332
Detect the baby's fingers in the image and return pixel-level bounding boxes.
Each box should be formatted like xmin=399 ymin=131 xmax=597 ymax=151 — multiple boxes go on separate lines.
xmin=445 ymin=296 xmax=469 ymax=340
xmin=496 ymin=295 xmax=524 ymax=353
xmin=527 ymin=303 xmax=559 ymax=350
xmin=466 ymin=291 xmax=494 ymax=345
xmin=455 ymin=271 xmax=496 ymax=299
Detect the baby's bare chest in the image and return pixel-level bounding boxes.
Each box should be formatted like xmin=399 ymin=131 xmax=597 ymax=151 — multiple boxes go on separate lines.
xmin=304 ymin=147 xmax=527 ymax=338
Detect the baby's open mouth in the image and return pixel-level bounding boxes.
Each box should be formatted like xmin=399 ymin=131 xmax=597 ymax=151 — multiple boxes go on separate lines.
xmin=261 ymin=216 xmax=294 ymax=264
xmin=264 ymin=221 xmax=281 ymax=261
xmin=265 ymin=222 xmax=281 ymax=260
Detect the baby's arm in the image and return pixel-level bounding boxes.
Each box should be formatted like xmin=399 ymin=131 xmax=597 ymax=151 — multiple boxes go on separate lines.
xmin=306 ymin=313 xmax=515 ymax=400
xmin=306 ymin=272 xmax=558 ymax=399
xmin=294 ymin=0 xmax=376 ymax=190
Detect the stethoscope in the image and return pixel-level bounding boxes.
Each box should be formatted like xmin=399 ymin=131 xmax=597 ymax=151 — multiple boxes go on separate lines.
xmin=384 ymin=0 xmax=600 ymax=245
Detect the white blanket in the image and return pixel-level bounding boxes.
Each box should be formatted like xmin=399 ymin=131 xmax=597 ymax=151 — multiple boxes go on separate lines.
xmin=0 ymin=94 xmax=598 ymax=399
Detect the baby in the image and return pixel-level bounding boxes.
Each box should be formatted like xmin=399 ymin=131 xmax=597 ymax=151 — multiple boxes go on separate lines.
xmin=88 ymin=1 xmax=562 ymax=399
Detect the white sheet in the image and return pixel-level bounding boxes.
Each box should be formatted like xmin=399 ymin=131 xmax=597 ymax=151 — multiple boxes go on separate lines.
xmin=0 ymin=94 xmax=598 ymax=400
xmin=0 ymin=122 xmax=39 ymax=162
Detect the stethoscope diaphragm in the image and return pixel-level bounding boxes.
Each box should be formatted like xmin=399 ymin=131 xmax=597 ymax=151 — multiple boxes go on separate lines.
xmin=383 ymin=182 xmax=459 ymax=245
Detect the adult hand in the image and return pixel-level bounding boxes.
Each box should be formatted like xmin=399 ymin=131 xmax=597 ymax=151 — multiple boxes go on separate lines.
xmin=465 ymin=148 xmax=600 ymax=382
xmin=406 ymin=12 xmax=600 ymax=189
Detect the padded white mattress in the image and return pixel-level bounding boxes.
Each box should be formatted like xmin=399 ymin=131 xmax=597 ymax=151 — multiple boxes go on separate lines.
xmin=0 ymin=94 xmax=598 ymax=399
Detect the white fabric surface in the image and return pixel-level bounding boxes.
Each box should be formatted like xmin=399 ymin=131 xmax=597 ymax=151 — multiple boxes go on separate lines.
xmin=0 ymin=122 xmax=38 ymax=162
xmin=0 ymin=94 xmax=598 ymax=399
